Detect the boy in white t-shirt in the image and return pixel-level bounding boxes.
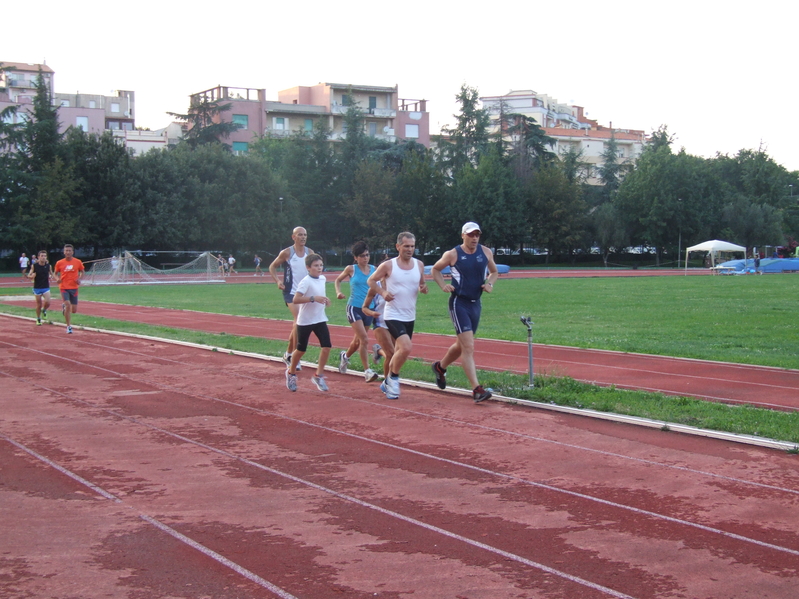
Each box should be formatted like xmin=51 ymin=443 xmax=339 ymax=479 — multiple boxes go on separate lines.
xmin=286 ymin=253 xmax=332 ymax=392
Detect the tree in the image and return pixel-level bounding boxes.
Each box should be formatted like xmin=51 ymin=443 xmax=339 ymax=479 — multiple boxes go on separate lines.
xmin=438 ymin=85 xmax=491 ymax=174
xmin=18 ymin=68 xmax=62 ymax=173
xmin=504 ymin=113 xmax=556 ymax=181
xmin=168 ymin=96 xmax=241 ymax=149
xmin=526 ymin=162 xmax=587 ymax=260
xmin=597 ymin=131 xmax=629 ymax=202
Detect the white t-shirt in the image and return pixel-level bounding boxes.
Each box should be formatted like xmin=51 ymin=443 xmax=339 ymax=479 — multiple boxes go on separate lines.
xmin=228 ymin=256 xmax=236 ymax=265
xmin=295 ymin=274 xmax=328 ymax=326
xmin=20 ymin=256 xmax=29 ymax=269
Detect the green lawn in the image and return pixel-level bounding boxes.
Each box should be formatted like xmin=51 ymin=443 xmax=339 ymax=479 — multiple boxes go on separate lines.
xmin=6 ymin=274 xmax=794 ymax=368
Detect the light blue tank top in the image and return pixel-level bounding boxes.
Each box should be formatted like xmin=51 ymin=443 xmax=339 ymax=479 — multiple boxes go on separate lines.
xmin=348 ymin=264 xmax=375 ymax=307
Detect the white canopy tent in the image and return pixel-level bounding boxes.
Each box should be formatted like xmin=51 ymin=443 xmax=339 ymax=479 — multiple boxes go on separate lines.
xmin=685 ymin=239 xmax=746 ymax=271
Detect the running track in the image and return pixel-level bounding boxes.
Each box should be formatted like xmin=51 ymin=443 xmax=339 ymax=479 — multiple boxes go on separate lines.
xmin=3 ymin=295 xmax=797 ymax=412
xmin=1 ymin=318 xmax=798 ymax=598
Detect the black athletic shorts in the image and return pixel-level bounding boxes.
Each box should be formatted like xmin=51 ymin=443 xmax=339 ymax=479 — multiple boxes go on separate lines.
xmin=385 ymin=319 xmax=414 ymax=340
xmin=296 ymin=321 xmax=332 ymax=352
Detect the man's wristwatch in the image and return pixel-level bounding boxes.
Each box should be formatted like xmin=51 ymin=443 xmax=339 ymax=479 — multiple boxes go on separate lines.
xmin=310 ymin=296 xmax=315 ymax=303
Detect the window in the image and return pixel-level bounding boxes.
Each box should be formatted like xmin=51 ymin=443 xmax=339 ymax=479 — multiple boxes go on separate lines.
xmin=232 ymin=114 xmax=248 ymax=128
xmin=111 ymin=103 xmax=120 ymax=113
xmin=75 ymin=116 xmax=89 ymax=131
xmin=342 ymin=95 xmax=351 ymax=106
xmin=122 ymin=122 xmax=133 ymax=131
xmin=89 ymin=100 xmax=96 ymax=108
xmin=274 ymin=117 xmax=285 ymax=130
xmin=232 ymin=142 xmax=249 ymax=154
xmin=369 ymin=96 xmax=377 ymax=110
xmin=60 ymin=100 xmax=70 ymax=107
xmin=368 ymin=122 xmax=377 ymax=137
xmin=405 ymin=124 xmax=419 ymax=139
xmin=304 ymin=119 xmax=313 ymax=132
xmin=108 ymin=121 xmax=120 ymax=130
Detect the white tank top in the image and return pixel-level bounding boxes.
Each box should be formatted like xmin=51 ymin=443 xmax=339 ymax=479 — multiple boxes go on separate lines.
xmin=287 ymin=248 xmax=309 ymax=294
xmin=384 ymin=257 xmax=421 ymax=321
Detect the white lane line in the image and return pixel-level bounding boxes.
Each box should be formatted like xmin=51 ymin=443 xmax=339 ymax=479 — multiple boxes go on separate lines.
xmin=10 ymin=331 xmax=799 ymax=494
xmin=0 ymin=433 xmax=299 ymax=599
xmin=0 ymin=389 xmax=637 ymax=599
xmin=5 ymin=364 xmax=799 ymax=570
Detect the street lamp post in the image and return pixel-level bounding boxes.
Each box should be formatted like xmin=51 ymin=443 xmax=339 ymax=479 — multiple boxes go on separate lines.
xmin=677 ymin=198 xmax=682 ymax=269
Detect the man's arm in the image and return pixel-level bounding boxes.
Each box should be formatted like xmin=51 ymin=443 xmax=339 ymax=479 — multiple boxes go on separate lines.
xmin=268 ymin=249 xmax=290 ymax=289
xmin=431 ymin=249 xmax=457 ymax=293
xmin=482 ymin=246 xmax=499 ymax=293
xmin=417 ymin=259 xmax=429 ymax=294
xmin=368 ymin=261 xmax=394 ymax=301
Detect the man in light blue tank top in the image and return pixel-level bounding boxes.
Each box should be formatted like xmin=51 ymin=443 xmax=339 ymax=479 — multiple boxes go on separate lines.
xmin=431 ymin=222 xmax=499 ymax=403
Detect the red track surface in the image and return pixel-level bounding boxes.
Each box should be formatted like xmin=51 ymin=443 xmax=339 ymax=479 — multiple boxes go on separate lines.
xmin=4 ymin=296 xmax=797 ymax=412
xmin=2 ymin=317 xmax=798 ymax=598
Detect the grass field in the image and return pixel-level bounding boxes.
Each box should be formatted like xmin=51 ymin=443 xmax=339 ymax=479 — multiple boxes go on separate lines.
xmin=3 ymin=275 xmax=799 ymax=445
xmin=6 ymin=274 xmax=795 ymax=368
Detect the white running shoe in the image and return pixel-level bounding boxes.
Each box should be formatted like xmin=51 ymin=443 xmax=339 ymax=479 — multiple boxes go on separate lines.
xmin=312 ymin=375 xmax=329 ymax=392
xmin=364 ymin=368 xmax=378 ymax=383
xmin=282 ymin=352 xmax=292 ymax=367
xmin=372 ymin=344 xmax=382 ymax=364
xmin=66 ymin=325 xmax=73 ymax=334
xmin=286 ymin=370 xmax=297 ymax=392
xmin=338 ymin=351 xmax=350 ymax=374
xmin=380 ymin=380 xmax=398 ymax=400
xmin=385 ymin=375 xmax=400 ymax=398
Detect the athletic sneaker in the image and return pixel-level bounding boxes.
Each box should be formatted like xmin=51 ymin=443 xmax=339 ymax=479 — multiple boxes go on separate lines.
xmin=432 ymin=361 xmax=447 ymax=390
xmin=473 ymin=386 xmax=493 ymax=403
xmin=372 ymin=344 xmax=383 ymax=364
xmin=385 ymin=375 xmax=400 ymax=398
xmin=364 ymin=368 xmax=378 ymax=383
xmin=285 ymin=370 xmax=297 ymax=392
xmin=338 ymin=351 xmax=350 ymax=374
xmin=66 ymin=325 xmax=73 ymax=334
xmin=311 ymin=375 xmax=329 ymax=392
xmin=36 ymin=318 xmax=42 ymax=326
xmin=42 ymin=309 xmax=47 ymax=319
xmin=283 ymin=352 xmax=301 ymax=370
xmin=380 ymin=380 xmax=398 ymax=400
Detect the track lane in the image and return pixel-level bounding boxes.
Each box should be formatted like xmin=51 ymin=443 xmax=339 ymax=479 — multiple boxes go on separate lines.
xmin=2 ymin=319 xmax=798 ymax=598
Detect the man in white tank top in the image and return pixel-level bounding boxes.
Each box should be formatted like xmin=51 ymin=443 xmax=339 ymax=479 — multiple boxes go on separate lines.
xmin=269 ymin=226 xmax=313 ymax=367
xmin=367 ymin=231 xmax=428 ymax=399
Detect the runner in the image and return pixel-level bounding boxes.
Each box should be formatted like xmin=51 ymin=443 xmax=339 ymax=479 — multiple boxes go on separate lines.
xmin=253 ymin=254 xmax=263 ymax=276
xmin=367 ymin=232 xmax=428 ymax=399
xmin=19 ymin=253 xmax=29 ymax=279
xmin=334 ymin=241 xmax=379 ymax=382
xmin=269 ymin=226 xmax=313 ymax=369
xmin=53 ymin=244 xmax=85 ymax=334
xmin=27 ymin=250 xmax=53 ymax=325
xmin=430 ymin=222 xmax=499 ymax=402
xmin=285 ymin=253 xmax=332 ymax=393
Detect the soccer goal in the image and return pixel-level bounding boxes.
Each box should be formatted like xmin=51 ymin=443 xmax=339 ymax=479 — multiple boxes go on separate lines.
xmin=83 ymin=251 xmax=224 ymax=286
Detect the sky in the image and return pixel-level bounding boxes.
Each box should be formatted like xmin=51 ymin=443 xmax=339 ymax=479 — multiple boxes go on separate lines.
xmin=6 ymin=0 xmax=799 ymax=171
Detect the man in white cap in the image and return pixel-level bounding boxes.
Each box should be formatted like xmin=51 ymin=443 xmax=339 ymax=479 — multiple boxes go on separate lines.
xmin=430 ymin=221 xmax=499 ymax=402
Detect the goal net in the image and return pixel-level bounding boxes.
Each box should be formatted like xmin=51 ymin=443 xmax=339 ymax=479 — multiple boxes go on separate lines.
xmin=83 ymin=251 xmax=224 ymax=286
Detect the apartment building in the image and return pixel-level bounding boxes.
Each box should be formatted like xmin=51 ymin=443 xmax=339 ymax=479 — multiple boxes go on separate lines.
xmin=480 ymin=89 xmax=647 ymax=184
xmin=1 ymin=61 xmax=166 ymax=156
xmin=190 ymin=82 xmax=430 ymax=153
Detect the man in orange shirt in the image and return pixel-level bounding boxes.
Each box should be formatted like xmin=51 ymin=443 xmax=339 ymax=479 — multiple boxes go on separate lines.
xmin=54 ymin=244 xmax=85 ymax=334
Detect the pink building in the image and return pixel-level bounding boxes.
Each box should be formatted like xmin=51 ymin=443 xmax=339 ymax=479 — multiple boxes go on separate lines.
xmin=190 ymin=82 xmax=430 ymax=153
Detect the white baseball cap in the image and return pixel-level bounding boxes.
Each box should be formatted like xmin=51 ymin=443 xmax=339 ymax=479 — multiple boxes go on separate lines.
xmin=462 ymin=222 xmax=481 ymax=234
